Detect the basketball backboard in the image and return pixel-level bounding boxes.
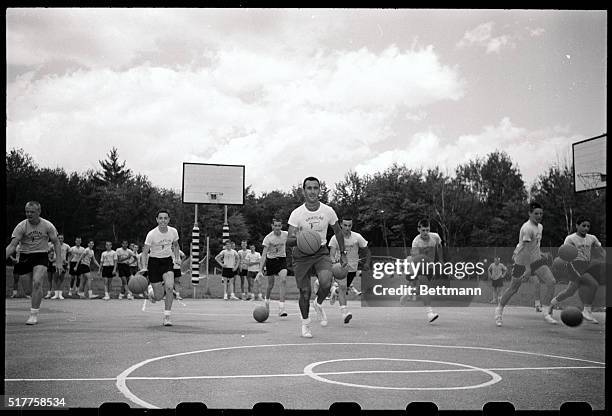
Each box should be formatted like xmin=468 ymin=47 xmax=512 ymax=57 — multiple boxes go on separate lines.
xmin=182 ymin=163 xmax=245 ymax=205
xmin=573 ymin=134 xmax=606 ymax=193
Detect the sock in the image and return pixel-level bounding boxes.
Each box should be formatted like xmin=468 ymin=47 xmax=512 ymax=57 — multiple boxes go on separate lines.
xmin=425 ymin=306 xmax=433 ymax=314
xmin=56 ymin=290 xmax=61 ymax=296
xmin=88 ymin=290 xmax=93 ymax=297
xmin=584 ymin=305 xmax=592 ymax=313
xmin=279 ymin=301 xmax=284 ymax=309
xmin=302 ymin=317 xmax=311 ymax=325
xmin=30 ymin=308 xmax=39 ymax=315
xmin=340 ymin=305 xmax=347 ymax=313
xmin=164 ymin=310 xmax=171 ymax=317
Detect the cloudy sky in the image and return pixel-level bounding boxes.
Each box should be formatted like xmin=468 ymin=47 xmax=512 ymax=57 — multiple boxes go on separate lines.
xmin=6 ymin=9 xmax=607 ymax=196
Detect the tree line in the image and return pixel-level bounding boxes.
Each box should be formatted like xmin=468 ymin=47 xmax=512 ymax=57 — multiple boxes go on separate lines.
xmin=5 ymin=147 xmax=606 ymax=267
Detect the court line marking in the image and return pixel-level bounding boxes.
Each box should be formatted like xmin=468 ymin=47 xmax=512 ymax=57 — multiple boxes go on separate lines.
xmin=114 ymin=342 xmax=606 ymax=409
xmin=4 ymin=365 xmax=605 ymax=382
xmin=304 ymin=358 xmax=501 ymax=390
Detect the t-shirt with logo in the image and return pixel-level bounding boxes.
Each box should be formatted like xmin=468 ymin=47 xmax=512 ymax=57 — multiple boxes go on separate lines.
xmin=329 ymin=231 xmax=368 ymax=272
xmin=11 ymin=218 xmax=58 ymax=254
xmin=145 ymin=226 xmax=180 ymax=259
xmin=69 ymin=245 xmax=86 ymax=263
xmin=512 ymin=220 xmax=543 ymax=266
xmin=262 ymin=231 xmax=289 ymax=259
xmin=101 ymin=250 xmax=118 ymax=267
xmin=116 ymin=247 xmax=135 ymax=264
xmin=563 ymin=233 xmax=602 ymax=263
xmin=288 ymin=203 xmax=339 ymax=246
xmin=411 ymin=232 xmax=442 ymax=262
xmin=219 ymin=249 xmax=239 ymax=269
xmin=245 ymin=251 xmax=262 ymax=272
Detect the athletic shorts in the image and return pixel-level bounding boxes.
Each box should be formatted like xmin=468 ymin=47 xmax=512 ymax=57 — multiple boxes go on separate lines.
xmin=222 ymin=267 xmax=235 ymax=279
xmin=491 ymin=278 xmax=504 ymax=288
xmin=102 ymin=266 xmax=115 ymax=278
xmin=147 ymin=257 xmax=174 ymax=284
xmin=14 ymin=252 xmax=49 ymax=275
xmin=239 ymin=268 xmax=248 ymax=277
xmin=118 ymin=263 xmax=131 ymax=278
xmin=346 ymin=271 xmax=356 ymax=282
xmin=130 ymin=266 xmax=138 ymax=276
xmin=247 ymin=271 xmax=258 ymax=280
xmin=570 ymin=260 xmax=603 ymax=283
xmin=47 ymin=264 xmax=57 ymax=274
xmin=173 ymin=267 xmax=181 ymax=279
xmin=69 ymin=261 xmax=78 ymax=275
xmin=292 ymin=246 xmax=332 ymax=290
xmin=511 ymin=257 xmax=548 ymax=278
xmin=76 ymin=264 xmax=91 ymax=275
xmin=266 ymin=257 xmax=287 ymax=276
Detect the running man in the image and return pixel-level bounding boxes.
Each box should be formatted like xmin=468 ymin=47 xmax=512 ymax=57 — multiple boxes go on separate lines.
xmin=141 ymin=209 xmax=181 ymax=326
xmin=67 ymin=237 xmax=86 ymax=298
xmin=5 ymin=201 xmax=63 ymax=324
xmin=495 ymin=202 xmax=558 ymax=326
xmin=75 ymin=239 xmax=101 ymax=299
xmin=407 ymin=219 xmax=441 ymax=323
xmin=328 ymin=218 xmax=371 ymax=324
xmin=245 ymin=244 xmax=261 ymax=300
xmin=488 ymin=257 xmax=508 ymax=303
xmin=261 ymin=219 xmax=289 ymax=317
xmin=215 ymin=241 xmax=240 ymax=300
xmin=116 ymin=240 xmax=136 ymax=300
xmin=101 ymin=241 xmax=118 ymax=300
xmin=548 ymin=216 xmax=605 ymax=323
xmin=287 ymin=177 xmax=347 ymax=338
xmin=237 ymin=240 xmax=250 ymax=300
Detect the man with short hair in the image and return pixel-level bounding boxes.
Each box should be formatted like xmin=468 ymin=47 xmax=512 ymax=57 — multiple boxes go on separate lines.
xmin=215 ymin=241 xmax=240 ymax=300
xmin=5 ymin=201 xmax=63 ymax=325
xmin=488 ymin=257 xmax=507 ymax=304
xmin=116 ymin=240 xmax=136 ymax=300
xmin=51 ymin=234 xmax=71 ymax=299
xmin=101 ymin=241 xmax=118 ymax=300
xmin=67 ymin=237 xmax=86 ymax=298
xmin=261 ymin=219 xmax=289 ymax=317
xmin=237 ymin=240 xmax=250 ymax=300
xmin=495 ymin=202 xmax=558 ymax=326
xmin=75 ymin=239 xmax=101 ymax=299
xmin=141 ymin=209 xmax=181 ymax=326
xmin=245 ymin=244 xmax=261 ymax=300
xmin=287 ymin=177 xmax=347 ymax=338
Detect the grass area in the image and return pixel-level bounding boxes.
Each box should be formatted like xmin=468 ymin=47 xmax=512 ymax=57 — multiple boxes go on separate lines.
xmin=5 ymin=266 xmax=606 ymax=310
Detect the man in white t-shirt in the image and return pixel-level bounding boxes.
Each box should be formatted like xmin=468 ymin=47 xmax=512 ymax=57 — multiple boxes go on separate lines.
xmin=287 ymin=177 xmax=347 ymax=338
xmin=5 ymin=201 xmax=63 ymax=325
xmin=496 ymin=202 xmax=558 ymax=327
xmin=261 ymin=219 xmax=289 ymax=317
xmin=236 ymin=240 xmax=250 ymax=300
xmin=548 ymin=216 xmax=605 ymax=323
xmin=328 ymin=218 xmax=370 ymax=324
xmin=487 ymin=257 xmax=508 ymax=304
xmin=51 ymin=234 xmax=71 ymax=299
xmin=141 ymin=209 xmax=181 ymax=326
xmin=215 ymin=241 xmax=240 ymax=300
xmin=245 ymin=244 xmax=262 ymax=300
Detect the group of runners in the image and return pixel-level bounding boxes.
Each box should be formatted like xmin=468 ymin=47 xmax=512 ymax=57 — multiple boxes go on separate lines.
xmin=5 ymin=176 xmax=606 ymax=335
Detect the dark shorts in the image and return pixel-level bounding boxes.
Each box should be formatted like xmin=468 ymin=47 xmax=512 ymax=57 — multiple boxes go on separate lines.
xmin=247 ymin=271 xmax=258 ymax=280
xmin=147 ymin=257 xmax=174 ymax=284
xmin=239 ymin=268 xmax=248 ymax=277
xmin=130 ymin=266 xmax=139 ymax=276
xmin=14 ymin=252 xmax=49 ymax=275
xmin=47 ymin=264 xmax=56 ymax=274
xmin=570 ymin=260 xmax=603 ymax=283
xmin=173 ymin=267 xmax=181 ymax=279
xmin=69 ymin=261 xmax=78 ymax=275
xmin=222 ymin=267 xmax=235 ymax=279
xmin=511 ymin=257 xmax=549 ymax=278
xmin=266 ymin=257 xmax=287 ymax=276
xmin=491 ymin=278 xmax=504 ymax=288
xmin=292 ymin=246 xmax=332 ymax=290
xmin=102 ymin=266 xmax=115 ymax=278
xmin=118 ymin=263 xmax=131 ymax=278
xmin=76 ymin=264 xmax=91 ymax=275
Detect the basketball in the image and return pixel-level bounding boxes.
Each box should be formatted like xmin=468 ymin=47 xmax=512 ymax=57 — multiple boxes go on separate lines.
xmin=560 ymin=306 xmax=583 ymax=327
xmin=296 ymin=230 xmax=321 ymax=255
xmin=558 ymin=244 xmax=578 ymax=262
xmin=253 ymin=305 xmax=269 ymax=323
xmin=332 ymin=263 xmax=348 ymax=280
xmin=128 ymin=273 xmax=149 ymax=294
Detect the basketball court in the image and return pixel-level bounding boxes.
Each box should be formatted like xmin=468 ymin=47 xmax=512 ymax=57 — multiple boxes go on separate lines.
xmin=4 ymin=296 xmax=605 ymax=410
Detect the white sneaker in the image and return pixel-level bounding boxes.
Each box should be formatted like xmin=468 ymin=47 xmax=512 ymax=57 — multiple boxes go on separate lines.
xmin=544 ymin=314 xmax=558 ymax=324
xmin=279 ymin=308 xmax=288 ymax=317
xmin=103 ymin=294 xmax=110 ymax=301
xmin=230 ymin=293 xmax=240 ymax=300
xmin=257 ymin=294 xmax=264 ymax=301
xmin=118 ymin=293 xmax=124 ymax=300
xmin=313 ymin=301 xmax=328 ymax=327
xmin=58 ymin=293 xmax=65 ymax=300
xmin=44 ymin=293 xmax=52 ymax=299
xmin=163 ymin=316 xmax=173 ymax=326
xmin=329 ymin=286 xmax=338 ymax=305
xmin=127 ymin=293 xmax=134 ymax=300
xmin=495 ymin=306 xmax=503 ymax=327
xmin=11 ymin=291 xmax=19 ymax=298
xmin=148 ymin=286 xmax=156 ymax=303
xmin=582 ymin=311 xmax=599 ymax=324
xmin=350 ymin=285 xmax=362 ymax=296
xmin=223 ymin=294 xmax=228 ymax=300
xmin=427 ymin=312 xmax=439 ymax=323
xmin=342 ymin=311 xmax=353 ymax=324
xmin=26 ymin=314 xmax=38 ymax=325
xmin=89 ymin=294 xmax=99 ymax=300
xmin=301 ymin=323 xmax=313 ymax=338
xmin=51 ymin=293 xmax=60 ymax=300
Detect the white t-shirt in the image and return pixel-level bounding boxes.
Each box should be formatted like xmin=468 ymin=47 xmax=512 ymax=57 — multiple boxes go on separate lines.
xmin=488 ymin=263 xmax=507 ymax=280
xmin=329 ymin=232 xmax=368 ymax=272
xmin=60 ymin=243 xmax=71 ymax=263
xmin=245 ymin=251 xmax=262 ymax=272
xmin=262 ymin=231 xmax=288 ymax=259
xmin=11 ymin=218 xmax=58 ymax=254
xmin=288 ymin=202 xmax=339 ymax=246
xmin=116 ymin=247 xmax=135 ymax=264
xmin=101 ymin=250 xmax=118 ymax=267
xmin=238 ymin=248 xmax=250 ymax=269
xmin=218 ymin=249 xmax=239 ymax=269
xmin=69 ymin=245 xmax=86 ymax=263
xmin=512 ymin=220 xmax=543 ymax=265
xmin=564 ymin=233 xmax=602 ymax=262
xmin=79 ymin=247 xmax=96 ymax=267
xmin=144 ymin=226 xmax=180 ymax=259
xmin=411 ymin=232 xmax=442 ymax=261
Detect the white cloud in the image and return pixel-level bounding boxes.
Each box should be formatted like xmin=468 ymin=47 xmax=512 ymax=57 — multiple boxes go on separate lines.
xmin=528 ymin=27 xmax=545 ymax=37
xmin=355 ymin=118 xmax=579 ymax=187
xmin=456 ymin=22 xmax=516 ymax=54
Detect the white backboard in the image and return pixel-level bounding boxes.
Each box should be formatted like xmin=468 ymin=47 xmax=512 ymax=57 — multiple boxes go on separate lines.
xmin=573 ymin=135 xmax=607 ymax=193
xmin=182 ymin=163 xmax=245 ymax=205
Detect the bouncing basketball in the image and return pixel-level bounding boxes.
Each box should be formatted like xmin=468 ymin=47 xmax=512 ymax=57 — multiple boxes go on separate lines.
xmin=560 ymin=306 xmax=583 ymax=327
xmin=128 ymin=273 xmax=149 ymax=294
xmin=332 ymin=263 xmax=348 ymax=280
xmin=558 ymin=244 xmax=578 ymax=262
xmin=253 ymin=305 xmax=269 ymax=323
xmin=297 ymin=230 xmax=321 ymax=255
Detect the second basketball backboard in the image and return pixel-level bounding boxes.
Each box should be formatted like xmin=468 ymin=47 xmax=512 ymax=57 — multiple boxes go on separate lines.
xmin=573 ymin=134 xmax=606 ymax=193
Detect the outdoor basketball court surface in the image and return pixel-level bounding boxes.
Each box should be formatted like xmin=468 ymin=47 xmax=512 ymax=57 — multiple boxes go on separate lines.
xmin=4 ymin=297 xmax=606 ymax=411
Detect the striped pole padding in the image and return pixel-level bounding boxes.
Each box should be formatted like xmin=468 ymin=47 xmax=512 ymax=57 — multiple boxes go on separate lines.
xmin=222 ymin=205 xmax=230 ymax=243
xmin=191 ymin=225 xmax=200 ymax=285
